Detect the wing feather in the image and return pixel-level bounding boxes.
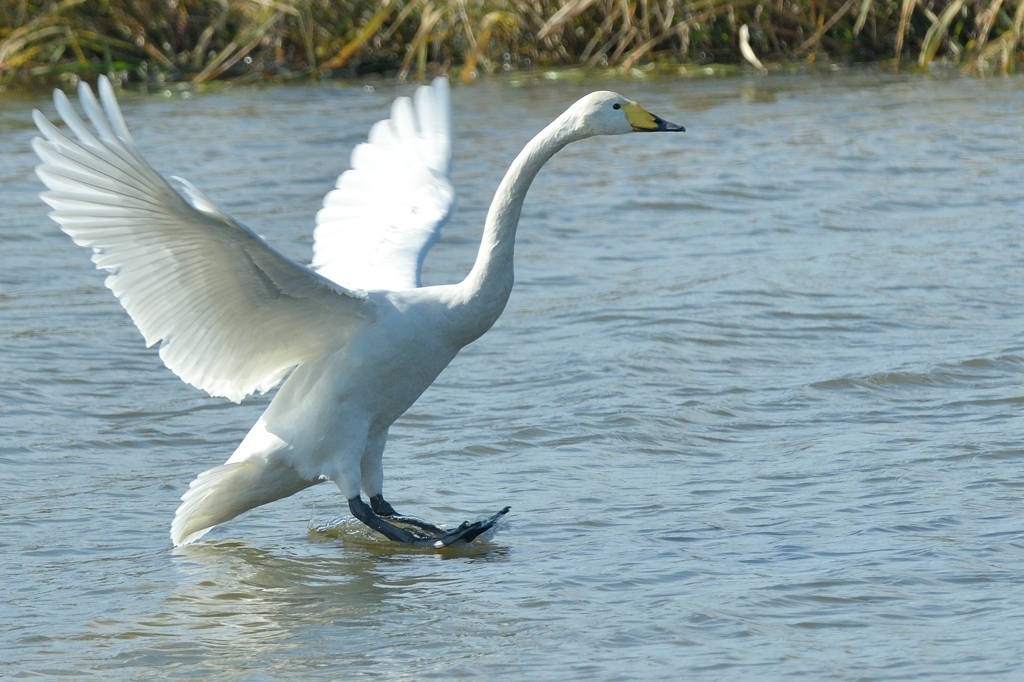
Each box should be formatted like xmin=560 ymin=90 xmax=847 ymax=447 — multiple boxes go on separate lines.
xmin=311 ymin=77 xmax=455 ymax=292
xmin=33 ymin=76 xmax=373 ymax=403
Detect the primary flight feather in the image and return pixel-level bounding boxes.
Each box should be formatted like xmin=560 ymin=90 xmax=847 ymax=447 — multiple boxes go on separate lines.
xmin=33 ymin=76 xmax=683 ymax=548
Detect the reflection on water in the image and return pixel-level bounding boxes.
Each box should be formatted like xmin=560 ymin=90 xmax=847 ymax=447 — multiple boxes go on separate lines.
xmin=4 ymin=70 xmax=1024 ymax=679
xmin=77 ymin=537 xmax=512 ymax=675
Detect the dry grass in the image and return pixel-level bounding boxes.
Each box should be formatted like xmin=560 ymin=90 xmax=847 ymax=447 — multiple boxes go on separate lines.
xmin=3 ymin=0 xmax=1024 ymax=87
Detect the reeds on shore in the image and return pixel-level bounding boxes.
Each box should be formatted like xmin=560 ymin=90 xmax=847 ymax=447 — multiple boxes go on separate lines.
xmin=2 ymin=0 xmax=1023 ymax=88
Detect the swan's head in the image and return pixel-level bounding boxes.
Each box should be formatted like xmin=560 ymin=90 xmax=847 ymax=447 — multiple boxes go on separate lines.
xmin=566 ymin=91 xmax=685 ymax=136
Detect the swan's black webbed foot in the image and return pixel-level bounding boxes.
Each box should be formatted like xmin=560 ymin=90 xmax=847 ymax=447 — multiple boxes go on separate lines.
xmin=446 ymin=506 xmax=511 ymax=545
xmin=351 ymin=496 xmax=509 ymax=548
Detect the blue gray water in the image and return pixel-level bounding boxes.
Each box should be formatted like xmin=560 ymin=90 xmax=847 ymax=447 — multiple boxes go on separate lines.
xmin=3 ymin=70 xmax=1024 ymax=679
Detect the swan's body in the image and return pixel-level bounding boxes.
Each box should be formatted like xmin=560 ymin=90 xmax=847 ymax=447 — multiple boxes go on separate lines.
xmin=32 ymin=77 xmax=683 ymax=548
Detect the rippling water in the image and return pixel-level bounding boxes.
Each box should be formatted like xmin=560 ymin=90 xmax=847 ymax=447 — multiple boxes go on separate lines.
xmin=3 ymin=70 xmax=1024 ymax=679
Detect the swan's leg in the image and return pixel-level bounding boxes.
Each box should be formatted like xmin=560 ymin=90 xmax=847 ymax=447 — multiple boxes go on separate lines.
xmin=354 ymin=430 xmax=509 ymax=546
xmin=368 ymin=493 xmax=446 ymax=535
xmin=360 ymin=430 xmax=445 ymax=535
xmin=349 ymin=496 xmax=507 ymax=548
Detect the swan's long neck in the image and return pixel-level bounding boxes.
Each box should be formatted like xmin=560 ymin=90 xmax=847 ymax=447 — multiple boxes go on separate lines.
xmin=449 ymin=113 xmax=582 ymax=345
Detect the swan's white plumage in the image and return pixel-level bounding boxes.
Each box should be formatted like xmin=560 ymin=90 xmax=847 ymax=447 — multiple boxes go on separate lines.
xmin=312 ymin=78 xmax=454 ymax=291
xmin=171 ymin=455 xmax=314 ymax=546
xmin=32 ymin=78 xmax=371 ymax=403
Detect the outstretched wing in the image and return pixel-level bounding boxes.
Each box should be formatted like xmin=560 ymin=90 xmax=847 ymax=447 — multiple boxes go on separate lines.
xmin=33 ymin=76 xmax=374 ymax=404
xmin=311 ymin=77 xmax=455 ymax=292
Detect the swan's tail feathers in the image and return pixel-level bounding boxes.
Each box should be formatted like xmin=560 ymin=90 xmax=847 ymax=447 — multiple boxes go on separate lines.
xmin=171 ymin=458 xmax=316 ymax=547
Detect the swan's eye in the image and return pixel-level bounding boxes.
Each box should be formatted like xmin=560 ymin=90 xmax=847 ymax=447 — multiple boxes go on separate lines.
xmin=613 ymin=103 xmax=621 ymax=110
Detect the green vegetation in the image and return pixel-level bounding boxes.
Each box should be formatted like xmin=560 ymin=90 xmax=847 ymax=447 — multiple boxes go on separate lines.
xmin=3 ymin=0 xmax=1024 ymax=88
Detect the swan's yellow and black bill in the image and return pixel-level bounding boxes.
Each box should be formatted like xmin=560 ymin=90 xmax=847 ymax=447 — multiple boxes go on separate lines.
xmin=622 ymin=102 xmax=685 ymax=132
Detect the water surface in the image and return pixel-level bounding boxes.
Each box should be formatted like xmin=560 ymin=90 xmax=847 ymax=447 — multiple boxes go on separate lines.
xmin=3 ymin=71 xmax=1024 ymax=679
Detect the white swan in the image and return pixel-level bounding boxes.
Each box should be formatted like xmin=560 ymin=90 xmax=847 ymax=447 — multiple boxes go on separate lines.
xmin=739 ymin=25 xmax=766 ymax=71
xmin=32 ymin=76 xmax=683 ymax=548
